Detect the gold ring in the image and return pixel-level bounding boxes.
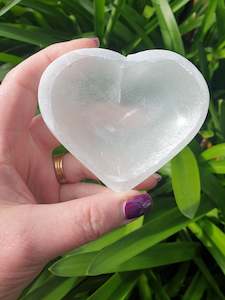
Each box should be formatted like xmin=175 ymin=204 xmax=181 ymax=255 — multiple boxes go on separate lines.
xmin=53 ymin=155 xmax=67 ymax=184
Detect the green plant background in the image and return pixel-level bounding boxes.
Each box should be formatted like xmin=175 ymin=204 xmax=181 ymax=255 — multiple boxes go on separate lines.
xmin=0 ymin=0 xmax=225 ymax=299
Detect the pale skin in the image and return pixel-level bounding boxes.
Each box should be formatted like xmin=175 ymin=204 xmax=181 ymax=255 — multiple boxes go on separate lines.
xmin=0 ymin=38 xmax=159 ymax=300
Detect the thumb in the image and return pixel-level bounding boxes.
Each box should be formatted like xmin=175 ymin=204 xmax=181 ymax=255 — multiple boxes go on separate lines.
xmin=28 ymin=190 xmax=152 ymax=261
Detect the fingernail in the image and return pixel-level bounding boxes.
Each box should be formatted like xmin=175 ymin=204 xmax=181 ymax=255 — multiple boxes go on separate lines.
xmin=153 ymin=173 xmax=162 ymax=182
xmin=91 ymin=37 xmax=100 ymax=47
xmin=123 ymin=193 xmax=152 ymax=219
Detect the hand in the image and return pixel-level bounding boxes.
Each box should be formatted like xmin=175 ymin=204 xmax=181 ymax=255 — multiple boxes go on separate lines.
xmin=0 ymin=38 xmax=160 ymax=300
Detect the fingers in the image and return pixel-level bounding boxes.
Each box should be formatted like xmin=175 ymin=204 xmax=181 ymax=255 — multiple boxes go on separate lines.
xmin=60 ymin=182 xmax=107 ymax=201
xmin=27 ymin=190 xmax=152 ymax=260
xmin=0 ymin=38 xmax=99 ymax=131
xmin=60 ymin=153 xmax=161 ymax=187
xmin=58 ymin=153 xmax=161 ymax=202
xmin=61 ymin=153 xmax=97 ymax=183
xmin=59 ymin=173 xmax=161 ymax=202
xmin=30 ymin=115 xmax=60 ymax=150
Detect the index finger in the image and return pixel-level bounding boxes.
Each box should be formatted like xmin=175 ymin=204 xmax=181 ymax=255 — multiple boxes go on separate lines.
xmin=0 ymin=38 xmax=99 ymax=130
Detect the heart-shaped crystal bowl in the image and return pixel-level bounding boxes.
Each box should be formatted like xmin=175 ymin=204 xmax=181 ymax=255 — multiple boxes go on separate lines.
xmin=38 ymin=48 xmax=209 ymax=192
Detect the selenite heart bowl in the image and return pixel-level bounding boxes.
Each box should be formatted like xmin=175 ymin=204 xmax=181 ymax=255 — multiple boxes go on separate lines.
xmin=38 ymin=48 xmax=209 ymax=192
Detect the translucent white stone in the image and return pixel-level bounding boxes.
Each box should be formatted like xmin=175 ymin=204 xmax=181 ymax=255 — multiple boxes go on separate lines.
xmin=38 ymin=48 xmax=209 ymax=192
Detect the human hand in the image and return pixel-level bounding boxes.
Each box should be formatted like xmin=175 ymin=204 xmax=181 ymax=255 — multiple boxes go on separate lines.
xmin=0 ymin=38 xmax=160 ymax=300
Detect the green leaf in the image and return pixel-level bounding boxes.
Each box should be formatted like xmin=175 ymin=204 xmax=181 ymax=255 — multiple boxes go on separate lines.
xmin=19 ymin=266 xmax=52 ymax=298
xmin=121 ymin=5 xmax=154 ymax=49
xmin=219 ymin=99 xmax=225 ymax=139
xmin=165 ymin=262 xmax=190 ymax=297
xmin=216 ymin=0 xmax=225 ymax=38
xmin=148 ymin=271 xmax=170 ymax=300
xmin=212 ymin=60 xmax=225 ymax=94
xmin=87 ymin=272 xmax=139 ymax=300
xmin=0 ymin=0 xmax=22 ymax=16
xmin=138 ymin=273 xmax=152 ymax=300
xmin=124 ymin=0 xmax=189 ymax=54
xmin=182 ymin=272 xmax=207 ymax=300
xmin=66 ymin=216 xmax=143 ymax=257
xmin=181 ymin=228 xmax=225 ymax=300
xmin=180 ymin=14 xmax=203 ymax=35
xmin=194 ymin=257 xmax=225 ymax=300
xmin=122 ymin=4 xmax=146 ymax=27
xmin=199 ymin=130 xmax=214 ymax=139
xmin=0 ymin=62 xmax=13 ymax=81
xmin=0 ymin=52 xmax=22 ymax=64
xmin=200 ymin=168 xmax=225 ymax=217
xmin=20 ymin=277 xmax=80 ymax=300
xmin=116 ymin=241 xmax=198 ymax=272
xmin=152 ymin=0 xmax=184 ymax=54
xmin=61 ymin=196 xmax=213 ymax=276
xmin=50 ymin=242 xmax=198 ymax=276
xmin=0 ymin=23 xmax=63 ymax=46
xmin=188 ymin=219 xmax=225 ymax=275
xmin=171 ymin=147 xmax=201 ymax=218
xmin=201 ymin=143 xmax=225 ymax=160
xmin=151 ymin=178 xmax=172 ymax=198
xmin=198 ymin=42 xmax=210 ymax=81
xmin=103 ymin=0 xmax=125 ymax=45
xmin=198 ymin=0 xmax=218 ymax=41
xmin=208 ymin=159 xmax=225 ymax=174
xmin=20 ymin=0 xmax=73 ymax=31
xmin=94 ymin=0 xmax=105 ymax=40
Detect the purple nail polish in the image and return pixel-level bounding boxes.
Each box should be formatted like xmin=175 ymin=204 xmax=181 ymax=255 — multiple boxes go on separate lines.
xmin=124 ymin=194 xmax=152 ymax=219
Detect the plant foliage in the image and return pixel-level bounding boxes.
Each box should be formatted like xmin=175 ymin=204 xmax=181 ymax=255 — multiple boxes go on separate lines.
xmin=0 ymin=0 xmax=225 ymax=299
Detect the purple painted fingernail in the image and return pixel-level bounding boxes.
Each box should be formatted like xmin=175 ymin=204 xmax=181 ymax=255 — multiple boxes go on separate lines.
xmin=123 ymin=194 xmax=152 ymax=219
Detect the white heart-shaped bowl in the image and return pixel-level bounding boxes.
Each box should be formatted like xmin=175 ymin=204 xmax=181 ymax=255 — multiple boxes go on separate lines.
xmin=38 ymin=48 xmax=209 ymax=192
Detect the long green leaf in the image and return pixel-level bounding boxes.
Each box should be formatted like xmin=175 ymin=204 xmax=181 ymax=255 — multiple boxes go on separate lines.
xmin=188 ymin=219 xmax=225 ymax=275
xmin=0 ymin=23 xmax=63 ymax=46
xmin=61 ymin=196 xmax=213 ymax=276
xmin=50 ymin=242 xmax=198 ymax=276
xmin=0 ymin=62 xmax=14 ymax=81
xmin=182 ymin=272 xmax=207 ymax=300
xmin=198 ymin=0 xmax=218 ymax=41
xmin=138 ymin=273 xmax=152 ymax=300
xmin=0 ymin=52 xmax=22 ymax=64
xmin=165 ymin=263 xmax=190 ymax=297
xmin=20 ymin=277 xmax=80 ymax=300
xmin=219 ymin=99 xmax=225 ymax=139
xmin=194 ymin=256 xmax=225 ymax=300
xmin=121 ymin=6 xmax=154 ymax=49
xmin=200 ymin=168 xmax=225 ymax=217
xmin=66 ymin=216 xmax=143 ymax=257
xmin=103 ymin=0 xmax=125 ymax=45
xmin=19 ymin=267 xmax=53 ymax=299
xmin=125 ymin=0 xmax=190 ymax=54
xmin=216 ymin=0 xmax=225 ymax=38
xmin=0 ymin=0 xmax=22 ymax=16
xmin=180 ymin=14 xmax=203 ymax=35
xmin=171 ymin=147 xmax=201 ymax=218
xmin=181 ymin=229 xmax=225 ymax=300
xmin=152 ymin=0 xmax=184 ymax=54
xmin=148 ymin=271 xmax=170 ymax=300
xmin=94 ymin=0 xmax=105 ymax=40
xmin=87 ymin=272 xmax=139 ymax=300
